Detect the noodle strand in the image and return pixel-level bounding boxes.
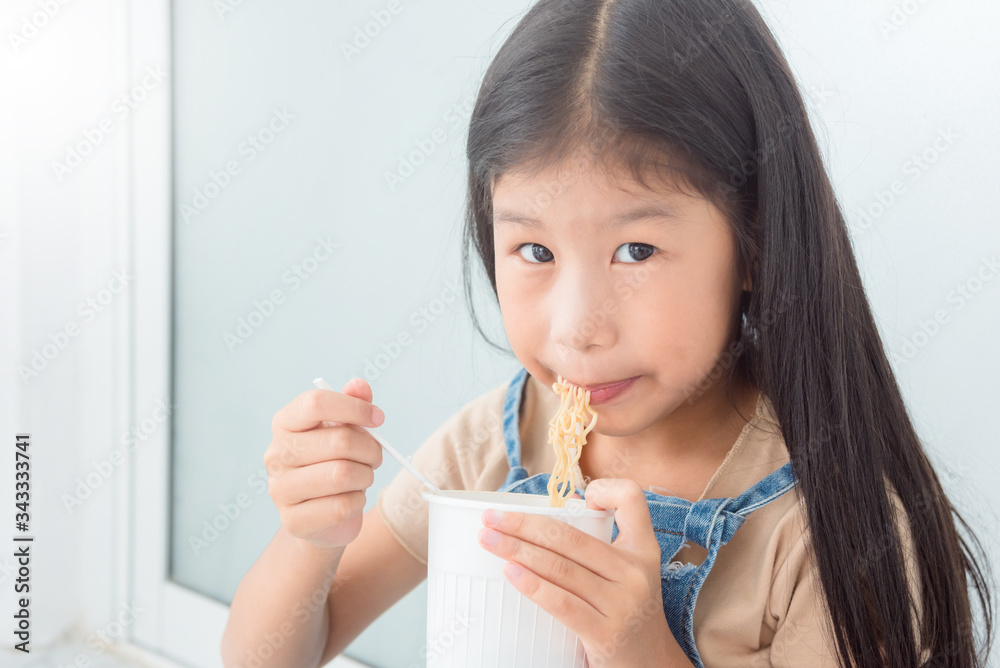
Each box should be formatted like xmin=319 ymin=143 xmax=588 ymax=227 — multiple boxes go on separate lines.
xmin=547 ymin=376 xmax=599 ymax=507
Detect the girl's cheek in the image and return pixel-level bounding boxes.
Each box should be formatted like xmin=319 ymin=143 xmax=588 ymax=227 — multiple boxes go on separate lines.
xmin=499 ymin=273 xmax=548 ymax=307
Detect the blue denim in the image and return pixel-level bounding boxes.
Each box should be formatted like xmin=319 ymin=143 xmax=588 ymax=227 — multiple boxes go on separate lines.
xmin=496 ymin=366 xmax=798 ymax=667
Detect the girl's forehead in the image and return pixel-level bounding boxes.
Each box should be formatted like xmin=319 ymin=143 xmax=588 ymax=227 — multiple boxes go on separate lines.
xmin=493 ymin=148 xmax=702 ymax=200
xmin=492 ymin=162 xmax=697 ymax=214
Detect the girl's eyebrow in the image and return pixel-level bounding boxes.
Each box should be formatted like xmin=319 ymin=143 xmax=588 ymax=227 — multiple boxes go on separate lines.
xmin=492 ymin=202 xmax=684 ymax=230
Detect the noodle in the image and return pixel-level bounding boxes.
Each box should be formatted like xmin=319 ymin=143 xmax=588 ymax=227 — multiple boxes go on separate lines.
xmin=546 ymin=376 xmax=599 ymax=507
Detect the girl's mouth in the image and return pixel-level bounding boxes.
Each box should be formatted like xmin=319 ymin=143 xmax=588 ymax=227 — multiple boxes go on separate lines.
xmin=579 ymin=376 xmax=639 ymax=405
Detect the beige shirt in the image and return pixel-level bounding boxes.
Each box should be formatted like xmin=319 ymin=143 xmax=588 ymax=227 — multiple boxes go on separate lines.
xmin=377 ymin=372 xmax=921 ymax=667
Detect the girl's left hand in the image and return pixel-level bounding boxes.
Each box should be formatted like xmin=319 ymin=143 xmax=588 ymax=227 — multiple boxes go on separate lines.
xmin=478 ymin=477 xmax=692 ymax=668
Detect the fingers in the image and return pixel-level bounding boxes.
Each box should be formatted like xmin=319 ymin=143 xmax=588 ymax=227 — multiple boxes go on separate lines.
xmin=279 ymin=490 xmax=367 ymax=538
xmin=265 ymin=426 xmax=383 ymax=474
xmin=479 ymin=508 xmax=620 ymax=583
xmin=477 ymin=485 xmax=662 ymax=637
xmin=270 ymin=459 xmax=375 ymax=507
xmin=341 ymin=377 xmax=372 ymax=403
xmin=501 ymin=562 xmax=603 ymax=635
xmin=273 ymin=383 xmax=384 ymax=433
xmin=585 ymin=478 xmax=657 ymax=554
xmin=478 ymin=522 xmax=610 ymax=616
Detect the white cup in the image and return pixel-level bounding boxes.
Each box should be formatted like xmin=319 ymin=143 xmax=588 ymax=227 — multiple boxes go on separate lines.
xmin=421 ymin=489 xmax=615 ymax=668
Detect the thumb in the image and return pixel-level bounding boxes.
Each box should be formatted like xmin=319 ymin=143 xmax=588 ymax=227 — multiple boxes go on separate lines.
xmin=329 ymin=378 xmax=381 ymax=431
xmin=341 ymin=377 xmax=373 ymax=404
xmin=584 ymin=478 xmax=655 ymax=550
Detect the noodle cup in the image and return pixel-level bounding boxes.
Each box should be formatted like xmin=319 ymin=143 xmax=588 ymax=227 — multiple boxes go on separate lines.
xmin=421 ymin=489 xmax=614 ymax=668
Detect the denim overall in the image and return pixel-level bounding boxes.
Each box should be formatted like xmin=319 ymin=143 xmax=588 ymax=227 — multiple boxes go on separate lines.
xmin=496 ymin=367 xmax=798 ymax=667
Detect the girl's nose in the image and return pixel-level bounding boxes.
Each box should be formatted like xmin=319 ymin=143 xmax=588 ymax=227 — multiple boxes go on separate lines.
xmin=550 ymin=272 xmax=617 ymax=355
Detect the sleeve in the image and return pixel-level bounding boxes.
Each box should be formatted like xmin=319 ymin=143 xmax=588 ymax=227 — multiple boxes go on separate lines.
xmin=766 ymin=528 xmax=842 ymax=667
xmin=375 ymin=381 xmax=510 ymax=567
xmin=766 ymin=489 xmax=923 ymax=667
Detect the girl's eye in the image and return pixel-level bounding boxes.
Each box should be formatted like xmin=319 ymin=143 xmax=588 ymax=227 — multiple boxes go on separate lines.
xmin=516 ymin=243 xmax=554 ymax=264
xmin=515 ymin=242 xmax=657 ymax=264
xmin=613 ymin=242 xmax=656 ymax=263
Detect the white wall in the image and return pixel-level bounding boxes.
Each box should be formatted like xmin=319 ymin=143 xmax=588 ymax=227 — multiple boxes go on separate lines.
xmin=0 ymin=0 xmax=134 ymax=658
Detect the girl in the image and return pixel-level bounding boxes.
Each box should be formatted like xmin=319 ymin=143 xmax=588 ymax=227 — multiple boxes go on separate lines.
xmin=221 ymin=0 xmax=994 ymax=666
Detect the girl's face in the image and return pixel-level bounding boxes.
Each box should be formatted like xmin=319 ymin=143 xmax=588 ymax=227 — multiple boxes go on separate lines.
xmin=492 ymin=157 xmax=751 ymax=438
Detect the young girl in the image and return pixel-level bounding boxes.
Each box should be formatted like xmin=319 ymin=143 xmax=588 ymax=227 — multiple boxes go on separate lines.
xmin=221 ymin=0 xmax=994 ymax=666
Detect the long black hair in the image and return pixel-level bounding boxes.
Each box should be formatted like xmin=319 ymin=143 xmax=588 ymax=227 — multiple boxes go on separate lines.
xmin=458 ymin=1 xmax=994 ymax=666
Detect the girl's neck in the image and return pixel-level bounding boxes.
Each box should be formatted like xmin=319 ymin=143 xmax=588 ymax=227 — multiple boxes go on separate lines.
xmin=578 ymin=375 xmax=761 ymax=502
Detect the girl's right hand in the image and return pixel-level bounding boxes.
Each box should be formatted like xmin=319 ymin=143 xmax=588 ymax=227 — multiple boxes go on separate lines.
xmin=264 ymin=378 xmax=385 ymax=550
